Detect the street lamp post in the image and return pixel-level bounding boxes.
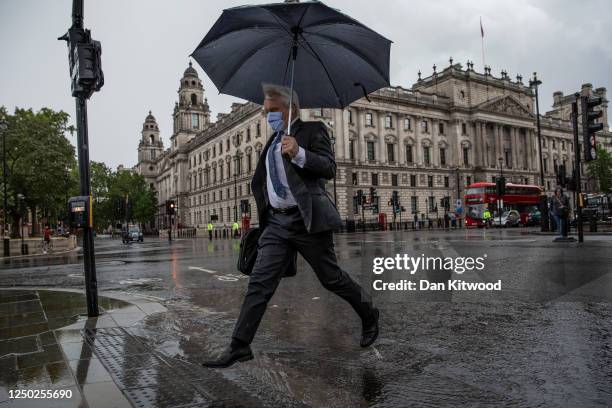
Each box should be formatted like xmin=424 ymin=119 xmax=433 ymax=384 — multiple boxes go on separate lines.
xmin=530 ymin=73 xmax=550 ymax=232
xmin=233 ymin=154 xmax=239 ymax=222
xmin=17 ymin=193 xmax=26 ymax=255
xmin=498 ymin=157 xmax=504 ymax=227
xmin=529 ymin=73 xmax=544 ymax=189
xmin=0 ymin=117 xmax=9 ymax=257
xmin=330 ymin=132 xmax=337 ymax=205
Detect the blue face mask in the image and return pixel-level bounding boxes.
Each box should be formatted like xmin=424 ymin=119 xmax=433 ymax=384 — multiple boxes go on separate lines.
xmin=267 ymin=111 xmax=285 ymax=133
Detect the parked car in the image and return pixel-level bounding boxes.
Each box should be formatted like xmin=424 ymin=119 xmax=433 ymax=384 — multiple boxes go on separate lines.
xmin=492 ymin=210 xmax=521 ymax=227
xmin=122 ymin=226 xmax=143 ymax=243
xmin=526 ymin=210 xmax=541 ymax=226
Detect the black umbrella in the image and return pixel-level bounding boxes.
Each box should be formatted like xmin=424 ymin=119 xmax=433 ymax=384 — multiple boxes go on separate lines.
xmin=191 ymin=0 xmax=391 ymax=132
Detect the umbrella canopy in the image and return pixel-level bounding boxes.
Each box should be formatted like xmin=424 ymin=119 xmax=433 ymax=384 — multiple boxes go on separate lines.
xmin=191 ymin=1 xmax=391 ymax=109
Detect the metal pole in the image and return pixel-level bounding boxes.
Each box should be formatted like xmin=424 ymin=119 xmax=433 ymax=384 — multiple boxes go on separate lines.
xmin=2 ymin=124 xmax=9 ymax=256
xmin=532 ymin=73 xmax=545 ymax=188
xmin=572 ymin=95 xmax=584 ymax=243
xmin=71 ymin=0 xmax=98 ymax=317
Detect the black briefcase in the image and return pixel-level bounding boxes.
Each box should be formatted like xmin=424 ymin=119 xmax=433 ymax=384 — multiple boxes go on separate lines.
xmin=237 ymin=227 xmax=261 ymax=275
xmin=237 ymin=227 xmax=298 ymax=277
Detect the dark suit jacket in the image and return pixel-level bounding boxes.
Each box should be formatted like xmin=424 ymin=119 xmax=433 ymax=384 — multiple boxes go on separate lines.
xmin=252 ymin=118 xmax=342 ymax=234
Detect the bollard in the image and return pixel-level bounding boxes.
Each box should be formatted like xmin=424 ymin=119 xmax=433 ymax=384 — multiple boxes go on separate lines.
xmin=3 ymin=238 xmax=9 ymax=257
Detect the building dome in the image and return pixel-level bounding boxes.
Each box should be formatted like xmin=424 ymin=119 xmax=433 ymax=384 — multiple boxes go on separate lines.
xmin=145 ymin=110 xmax=156 ymax=122
xmin=183 ymin=61 xmax=198 ymax=78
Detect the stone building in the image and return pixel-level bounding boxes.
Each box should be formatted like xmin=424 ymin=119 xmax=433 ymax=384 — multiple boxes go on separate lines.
xmin=135 ymin=62 xmax=611 ymax=229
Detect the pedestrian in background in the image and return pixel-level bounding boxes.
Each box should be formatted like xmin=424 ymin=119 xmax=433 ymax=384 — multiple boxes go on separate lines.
xmin=551 ymin=187 xmax=570 ymax=238
xmin=207 ymin=222 xmax=214 ymax=240
xmin=42 ymin=225 xmax=51 ymax=253
xmin=483 ymin=207 xmax=492 ymax=228
xmin=232 ymin=221 xmax=240 ymax=238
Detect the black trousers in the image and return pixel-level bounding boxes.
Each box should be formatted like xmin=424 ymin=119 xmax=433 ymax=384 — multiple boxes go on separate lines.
xmin=232 ymin=209 xmax=374 ymax=344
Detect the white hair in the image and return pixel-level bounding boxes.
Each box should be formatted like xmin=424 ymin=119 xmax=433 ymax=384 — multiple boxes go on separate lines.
xmin=262 ymin=83 xmax=300 ymax=111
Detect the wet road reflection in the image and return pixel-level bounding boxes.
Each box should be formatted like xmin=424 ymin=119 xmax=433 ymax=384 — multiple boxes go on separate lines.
xmin=1 ymin=230 xmax=611 ymax=406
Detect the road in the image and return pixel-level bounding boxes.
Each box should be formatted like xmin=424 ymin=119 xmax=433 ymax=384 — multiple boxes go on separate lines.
xmin=1 ymin=228 xmax=612 ymax=406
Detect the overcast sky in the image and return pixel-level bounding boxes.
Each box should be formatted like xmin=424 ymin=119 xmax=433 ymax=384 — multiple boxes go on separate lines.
xmin=1 ymin=0 xmax=610 ymax=169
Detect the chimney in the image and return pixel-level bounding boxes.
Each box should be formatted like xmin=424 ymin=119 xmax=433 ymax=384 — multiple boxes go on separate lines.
xmin=581 ymin=83 xmax=593 ymax=96
xmin=552 ymin=91 xmax=563 ymax=106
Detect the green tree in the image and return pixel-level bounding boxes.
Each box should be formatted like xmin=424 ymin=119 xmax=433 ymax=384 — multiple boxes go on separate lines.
xmin=1 ymin=106 xmax=77 ymax=237
xmin=587 ymin=146 xmax=612 ymax=193
xmin=105 ymin=171 xmax=156 ymax=229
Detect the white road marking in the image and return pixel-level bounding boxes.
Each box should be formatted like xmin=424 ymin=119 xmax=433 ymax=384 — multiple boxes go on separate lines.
xmin=372 ymin=346 xmax=383 ymax=359
xmin=188 ymin=266 xmax=218 ymax=274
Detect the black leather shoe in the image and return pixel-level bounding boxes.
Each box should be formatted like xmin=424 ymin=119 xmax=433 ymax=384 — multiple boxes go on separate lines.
xmin=360 ymin=308 xmax=380 ymax=347
xmin=202 ymin=345 xmax=254 ymax=368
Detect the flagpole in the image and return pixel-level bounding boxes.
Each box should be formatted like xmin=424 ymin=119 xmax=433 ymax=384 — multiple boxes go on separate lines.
xmin=480 ymin=16 xmax=486 ymax=71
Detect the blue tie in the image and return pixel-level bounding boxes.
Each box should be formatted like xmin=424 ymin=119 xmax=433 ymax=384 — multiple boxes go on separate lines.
xmin=268 ymin=131 xmax=287 ymax=199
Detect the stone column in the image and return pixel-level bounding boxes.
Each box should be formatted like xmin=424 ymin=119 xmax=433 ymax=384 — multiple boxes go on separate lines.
xmin=511 ymin=127 xmax=519 ymax=170
xmin=415 ymin=116 xmax=422 ymax=165
xmin=473 ymin=121 xmax=481 ymax=167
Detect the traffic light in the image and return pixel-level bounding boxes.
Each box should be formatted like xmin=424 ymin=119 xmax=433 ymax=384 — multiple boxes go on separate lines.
xmin=58 ymin=27 xmax=104 ymax=99
xmin=581 ymin=95 xmax=604 ymax=162
xmin=356 ymin=189 xmax=363 ymax=206
xmin=166 ymin=200 xmax=176 ymax=216
xmin=496 ymin=176 xmax=506 ymax=197
xmin=555 ymin=164 xmax=567 ymax=187
xmin=240 ymin=199 xmax=250 ymax=214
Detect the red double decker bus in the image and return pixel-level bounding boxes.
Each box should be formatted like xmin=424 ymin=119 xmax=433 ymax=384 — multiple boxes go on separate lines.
xmin=464 ymin=182 xmax=542 ymax=227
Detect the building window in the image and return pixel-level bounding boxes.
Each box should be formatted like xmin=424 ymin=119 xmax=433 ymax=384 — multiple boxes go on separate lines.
xmin=421 ymin=120 xmax=428 ymax=133
xmin=227 ymin=139 xmax=230 ymax=150
xmin=463 ymin=147 xmax=469 ymax=165
xmin=246 ymin=128 xmax=251 ymax=142
xmin=247 ymin=153 xmax=252 ymax=173
xmin=427 ymin=175 xmax=433 ymax=187
xmin=367 ymin=141 xmax=375 ymax=161
xmin=365 ymin=113 xmax=373 ymax=126
xmin=438 ymin=122 xmax=444 ymax=135
xmin=462 ymin=123 xmax=467 ymax=135
xmin=440 ymin=148 xmax=446 ymax=166
xmin=466 ymin=176 xmax=472 ymax=186
xmin=410 ymin=174 xmax=416 ymax=187
xmin=444 ymin=176 xmax=449 ymax=188
xmin=391 ymin=174 xmax=398 ymax=186
xmin=348 ymin=110 xmax=353 ymax=124
xmin=423 ymin=146 xmax=431 ymax=165
xmin=191 ymin=113 xmax=199 ymax=129
xmin=411 ymin=196 xmax=418 ymax=214
xmin=543 ymin=138 xmax=547 ymax=148
xmin=371 ymin=173 xmax=378 ymax=186
xmin=352 ymin=172 xmax=358 ymax=185
xmin=387 ymin=143 xmax=395 ymax=162
xmin=385 ymin=115 xmax=393 ymax=129
xmin=552 ymin=139 xmax=556 ymax=149
xmin=543 ymin=158 xmax=548 ymax=173
xmin=349 ymin=140 xmax=355 ymax=160
xmin=505 ymin=150 xmax=511 ymax=168
xmin=256 ymin=123 xmax=261 ymax=136
xmin=406 ymin=145 xmax=413 ymax=163
xmin=404 ymin=118 xmax=411 ymax=131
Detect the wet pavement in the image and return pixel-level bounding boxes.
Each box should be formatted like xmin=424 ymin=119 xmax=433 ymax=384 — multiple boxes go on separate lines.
xmin=1 ymin=229 xmax=612 ymax=407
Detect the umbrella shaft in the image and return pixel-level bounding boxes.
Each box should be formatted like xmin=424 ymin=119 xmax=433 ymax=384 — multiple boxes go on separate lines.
xmin=287 ymin=55 xmax=296 ymax=135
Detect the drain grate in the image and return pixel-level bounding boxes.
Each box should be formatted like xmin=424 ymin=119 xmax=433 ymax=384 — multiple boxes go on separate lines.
xmin=80 ymin=327 xmax=266 ymax=407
